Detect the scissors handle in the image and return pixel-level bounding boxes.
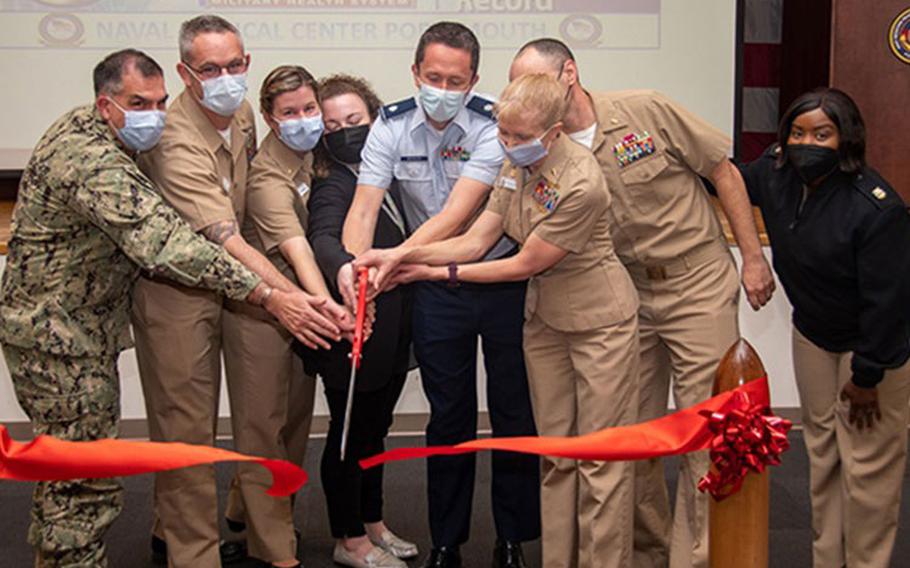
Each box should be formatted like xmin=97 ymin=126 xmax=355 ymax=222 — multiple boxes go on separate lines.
xmin=351 ymin=267 xmax=369 ymax=369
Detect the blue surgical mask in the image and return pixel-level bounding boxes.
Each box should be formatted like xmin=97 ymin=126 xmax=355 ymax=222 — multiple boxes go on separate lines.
xmin=418 ymin=82 xmax=466 ymax=122
xmin=195 ymin=71 xmax=248 ymax=116
xmin=502 ymin=138 xmax=548 ymax=168
xmin=277 ymin=114 xmax=324 ymax=152
xmin=107 ymin=98 xmax=166 ymax=152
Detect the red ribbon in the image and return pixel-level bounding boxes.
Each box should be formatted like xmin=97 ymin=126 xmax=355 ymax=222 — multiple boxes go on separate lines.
xmin=1 ymin=378 xmax=790 ymax=503
xmin=696 ymin=389 xmax=792 ymax=500
xmin=0 ymin=426 xmax=307 ymax=496
xmin=361 ymin=377 xmax=791 ymax=501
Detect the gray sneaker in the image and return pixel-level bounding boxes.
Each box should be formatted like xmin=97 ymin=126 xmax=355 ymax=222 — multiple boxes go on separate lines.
xmin=369 ymin=530 xmax=419 ymax=559
xmin=333 ymin=542 xmax=406 ymax=568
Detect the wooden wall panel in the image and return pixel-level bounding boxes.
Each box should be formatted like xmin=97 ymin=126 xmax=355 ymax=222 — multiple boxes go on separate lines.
xmin=830 ymin=0 xmax=910 ymax=203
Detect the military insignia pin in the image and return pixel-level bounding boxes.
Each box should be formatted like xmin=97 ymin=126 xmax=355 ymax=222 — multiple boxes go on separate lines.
xmin=872 ymin=187 xmax=887 ymax=200
xmin=612 ymin=131 xmax=656 ymax=167
xmin=246 ymin=136 xmax=257 ymax=164
xmin=440 ymin=146 xmax=471 ymax=161
xmin=532 ymin=180 xmax=559 ymax=213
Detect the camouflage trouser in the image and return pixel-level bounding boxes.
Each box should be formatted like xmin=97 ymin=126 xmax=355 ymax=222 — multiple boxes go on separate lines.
xmin=2 ymin=345 xmax=123 ymax=568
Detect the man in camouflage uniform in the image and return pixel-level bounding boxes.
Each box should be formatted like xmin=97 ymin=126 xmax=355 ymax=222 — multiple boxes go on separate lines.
xmin=0 ymin=49 xmax=330 ymax=568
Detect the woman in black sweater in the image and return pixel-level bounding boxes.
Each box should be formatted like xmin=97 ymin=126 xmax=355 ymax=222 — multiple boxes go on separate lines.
xmin=738 ymin=88 xmax=910 ymax=568
xmin=305 ymin=74 xmax=415 ymax=568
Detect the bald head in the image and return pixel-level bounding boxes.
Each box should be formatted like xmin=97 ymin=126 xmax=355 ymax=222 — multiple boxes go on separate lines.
xmin=509 ymin=38 xmax=576 ymax=82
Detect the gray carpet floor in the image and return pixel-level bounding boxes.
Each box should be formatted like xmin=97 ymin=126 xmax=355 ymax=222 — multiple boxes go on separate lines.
xmin=2 ymin=431 xmax=910 ymax=567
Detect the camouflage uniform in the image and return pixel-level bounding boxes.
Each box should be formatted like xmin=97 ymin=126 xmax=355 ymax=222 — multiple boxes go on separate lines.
xmin=0 ymin=104 xmax=261 ymax=567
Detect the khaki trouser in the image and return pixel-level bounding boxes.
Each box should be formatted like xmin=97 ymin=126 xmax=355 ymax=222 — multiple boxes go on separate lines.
xmin=3 ymin=345 xmax=122 ymax=568
xmin=224 ymin=353 xmax=315 ymax=531
xmin=793 ymin=327 xmax=910 ymax=568
xmin=220 ymin=302 xmax=315 ymax=563
xmin=632 ymin=253 xmax=740 ymax=568
xmin=523 ymin=311 xmax=640 ymax=568
xmin=132 ymin=276 xmax=224 ymax=568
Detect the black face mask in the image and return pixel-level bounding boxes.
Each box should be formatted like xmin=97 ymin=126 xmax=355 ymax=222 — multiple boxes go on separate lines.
xmin=786 ymin=144 xmax=839 ymax=184
xmin=324 ymin=124 xmax=370 ymax=164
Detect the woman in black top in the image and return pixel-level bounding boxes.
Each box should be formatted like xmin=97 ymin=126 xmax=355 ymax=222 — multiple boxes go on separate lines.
xmin=738 ymin=88 xmax=910 ymax=568
xmin=306 ymin=74 xmax=415 ymax=568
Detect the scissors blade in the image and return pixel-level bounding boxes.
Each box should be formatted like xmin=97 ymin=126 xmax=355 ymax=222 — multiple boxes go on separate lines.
xmin=339 ymin=363 xmax=357 ymax=461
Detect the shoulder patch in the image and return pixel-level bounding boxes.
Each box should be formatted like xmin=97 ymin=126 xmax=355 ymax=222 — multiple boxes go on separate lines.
xmin=466 ymin=95 xmax=495 ymax=120
xmin=380 ymin=97 xmax=417 ymax=120
xmin=852 ymin=171 xmax=901 ymax=210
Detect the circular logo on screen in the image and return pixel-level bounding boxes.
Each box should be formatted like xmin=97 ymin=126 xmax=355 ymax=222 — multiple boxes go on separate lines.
xmin=889 ymin=8 xmax=910 ymax=64
xmin=559 ymin=14 xmax=603 ymax=49
xmin=38 ymin=13 xmax=85 ymax=47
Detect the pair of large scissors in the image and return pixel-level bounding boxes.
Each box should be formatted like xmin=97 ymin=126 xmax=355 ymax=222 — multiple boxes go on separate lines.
xmin=340 ymin=267 xmax=369 ymax=461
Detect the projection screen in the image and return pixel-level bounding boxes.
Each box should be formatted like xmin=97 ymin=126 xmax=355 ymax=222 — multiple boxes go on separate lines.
xmin=0 ymin=0 xmax=737 ymax=170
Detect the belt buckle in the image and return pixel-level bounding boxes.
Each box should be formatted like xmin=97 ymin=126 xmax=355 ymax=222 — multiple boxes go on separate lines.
xmin=646 ymin=265 xmax=668 ymax=281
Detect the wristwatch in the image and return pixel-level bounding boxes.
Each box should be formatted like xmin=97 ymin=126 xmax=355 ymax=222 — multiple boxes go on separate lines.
xmin=447 ymin=262 xmax=459 ymax=288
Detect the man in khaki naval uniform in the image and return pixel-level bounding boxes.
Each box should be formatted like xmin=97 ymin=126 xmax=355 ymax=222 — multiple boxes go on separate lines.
xmin=131 ymin=16 xmax=345 ymax=568
xmin=510 ymin=40 xmax=775 ymax=568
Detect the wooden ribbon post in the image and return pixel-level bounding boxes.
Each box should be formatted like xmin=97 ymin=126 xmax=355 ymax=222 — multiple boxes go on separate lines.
xmin=708 ymin=338 xmax=770 ymax=568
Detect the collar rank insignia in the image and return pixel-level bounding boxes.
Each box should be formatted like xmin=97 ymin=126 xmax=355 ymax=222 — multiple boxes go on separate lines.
xmin=440 ymin=145 xmax=471 ymax=161
xmin=613 ymin=131 xmax=655 ymax=168
xmin=872 ymin=187 xmax=887 ymax=200
xmin=532 ymin=180 xmax=559 ymax=213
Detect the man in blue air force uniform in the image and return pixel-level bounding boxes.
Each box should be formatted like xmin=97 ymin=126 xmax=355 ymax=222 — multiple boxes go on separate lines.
xmin=342 ymin=21 xmax=541 ymax=568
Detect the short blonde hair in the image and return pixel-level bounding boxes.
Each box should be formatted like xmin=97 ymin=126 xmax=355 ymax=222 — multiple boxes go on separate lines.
xmin=495 ymin=73 xmax=567 ymax=132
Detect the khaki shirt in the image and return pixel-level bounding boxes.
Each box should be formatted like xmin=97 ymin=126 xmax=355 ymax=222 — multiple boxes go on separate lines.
xmin=0 ymin=105 xmax=259 ymax=356
xmin=487 ymin=134 xmax=638 ymax=332
xmin=243 ymin=131 xmax=313 ymax=279
xmin=139 ymin=89 xmax=257 ymax=231
xmin=588 ymin=90 xmax=730 ymax=266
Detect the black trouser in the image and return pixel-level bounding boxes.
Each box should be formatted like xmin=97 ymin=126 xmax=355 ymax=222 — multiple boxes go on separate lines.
xmin=413 ymin=280 xmax=541 ymax=548
xmin=320 ymin=372 xmax=408 ymax=539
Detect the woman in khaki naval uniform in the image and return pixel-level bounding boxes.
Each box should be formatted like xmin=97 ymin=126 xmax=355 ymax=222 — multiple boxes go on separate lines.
xmin=358 ymin=74 xmax=641 ymax=568
xmin=222 ymin=65 xmax=351 ymax=568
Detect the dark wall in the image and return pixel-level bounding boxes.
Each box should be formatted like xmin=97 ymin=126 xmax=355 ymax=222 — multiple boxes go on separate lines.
xmin=779 ymin=0 xmax=832 ymax=116
xmin=830 ymin=0 xmax=910 ymax=202
xmin=0 ymin=177 xmax=19 ymax=201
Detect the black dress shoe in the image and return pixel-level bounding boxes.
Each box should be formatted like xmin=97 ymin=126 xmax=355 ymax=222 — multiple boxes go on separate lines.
xmin=254 ymin=561 xmax=301 ymax=568
xmin=493 ymin=540 xmax=527 ymax=568
xmin=219 ymin=540 xmax=248 ymax=564
xmin=150 ymin=535 xmax=248 ymax=565
xmin=423 ymin=546 xmax=462 ymax=568
xmin=150 ymin=535 xmax=167 ymax=565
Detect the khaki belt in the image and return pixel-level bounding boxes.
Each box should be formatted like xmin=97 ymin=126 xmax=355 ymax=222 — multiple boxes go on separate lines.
xmin=627 ymin=239 xmax=729 ymax=281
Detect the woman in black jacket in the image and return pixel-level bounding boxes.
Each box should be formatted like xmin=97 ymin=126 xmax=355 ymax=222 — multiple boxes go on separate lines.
xmin=306 ymin=74 xmax=415 ymax=568
xmin=738 ymin=88 xmax=910 ymax=568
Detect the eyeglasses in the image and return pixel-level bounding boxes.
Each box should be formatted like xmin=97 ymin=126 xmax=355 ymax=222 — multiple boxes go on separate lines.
xmin=184 ymin=58 xmax=247 ymax=81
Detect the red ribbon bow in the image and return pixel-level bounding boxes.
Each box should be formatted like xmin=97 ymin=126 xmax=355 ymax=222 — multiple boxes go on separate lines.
xmin=696 ymin=390 xmax=792 ymax=500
